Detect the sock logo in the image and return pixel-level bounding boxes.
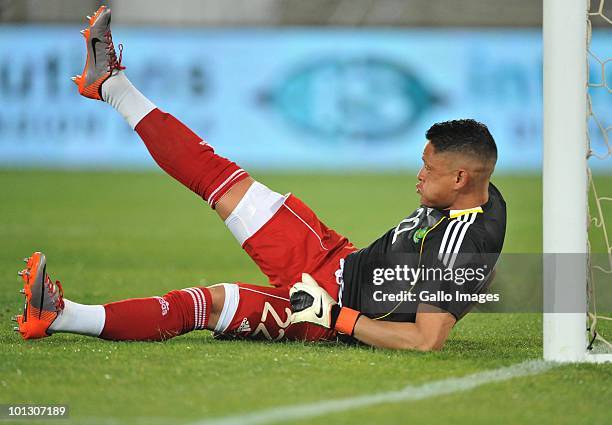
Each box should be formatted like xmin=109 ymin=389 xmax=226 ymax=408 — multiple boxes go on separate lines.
xmin=237 ymin=318 xmax=251 ymax=333
xmin=156 ymin=297 xmax=170 ymax=316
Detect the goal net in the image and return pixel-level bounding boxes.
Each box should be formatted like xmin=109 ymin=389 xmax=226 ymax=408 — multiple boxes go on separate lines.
xmin=543 ymin=0 xmax=612 ymax=363
xmin=586 ymin=0 xmax=612 ymax=357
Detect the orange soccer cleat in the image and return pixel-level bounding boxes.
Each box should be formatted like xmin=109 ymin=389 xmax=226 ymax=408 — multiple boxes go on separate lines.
xmin=72 ymin=5 xmax=125 ymax=100
xmin=13 ymin=252 xmax=64 ymax=340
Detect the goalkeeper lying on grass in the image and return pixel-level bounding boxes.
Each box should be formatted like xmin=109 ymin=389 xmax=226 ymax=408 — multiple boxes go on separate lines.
xmin=13 ymin=6 xmax=506 ymax=352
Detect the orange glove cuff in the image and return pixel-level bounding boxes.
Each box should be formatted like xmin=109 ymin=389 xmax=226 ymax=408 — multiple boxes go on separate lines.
xmin=334 ymin=307 xmax=361 ymax=336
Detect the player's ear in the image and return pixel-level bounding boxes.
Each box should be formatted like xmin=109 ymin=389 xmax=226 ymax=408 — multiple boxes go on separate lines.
xmin=455 ymin=169 xmax=468 ymax=188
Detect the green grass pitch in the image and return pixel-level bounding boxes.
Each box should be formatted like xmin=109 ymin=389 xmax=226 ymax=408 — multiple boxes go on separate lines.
xmin=0 ymin=170 xmax=611 ymax=425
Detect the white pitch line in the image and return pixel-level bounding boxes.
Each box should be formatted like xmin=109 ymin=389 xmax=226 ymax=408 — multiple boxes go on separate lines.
xmin=191 ymin=360 xmax=557 ymax=425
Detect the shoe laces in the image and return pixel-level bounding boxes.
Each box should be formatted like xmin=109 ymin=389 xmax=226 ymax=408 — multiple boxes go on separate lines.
xmin=55 ymin=280 xmax=65 ymax=311
xmin=105 ymin=30 xmax=126 ymax=72
xmin=44 ymin=274 xmax=65 ymax=311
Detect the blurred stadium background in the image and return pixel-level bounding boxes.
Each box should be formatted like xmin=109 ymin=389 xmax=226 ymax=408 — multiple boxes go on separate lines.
xmin=1 ymin=0 xmax=609 ymax=171
xmin=1 ymin=1 xmax=611 ymax=424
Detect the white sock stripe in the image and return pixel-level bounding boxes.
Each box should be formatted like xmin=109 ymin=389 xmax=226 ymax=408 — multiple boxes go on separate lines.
xmin=183 ymin=289 xmax=199 ymax=330
xmin=185 ymin=288 xmax=201 ymax=330
xmin=191 ymin=288 xmax=206 ymax=330
xmin=195 ymin=287 xmax=208 ymax=329
xmin=220 ymin=171 xmax=248 ymax=202
xmin=208 ymin=171 xmax=247 ymax=207
xmin=183 ymin=288 xmax=202 ymax=330
xmin=207 ymin=169 xmax=246 ymax=206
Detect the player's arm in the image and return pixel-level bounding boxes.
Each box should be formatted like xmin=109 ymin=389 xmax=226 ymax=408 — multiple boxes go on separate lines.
xmin=351 ymin=304 xmax=455 ymax=351
xmin=290 ymin=274 xmax=455 ymax=351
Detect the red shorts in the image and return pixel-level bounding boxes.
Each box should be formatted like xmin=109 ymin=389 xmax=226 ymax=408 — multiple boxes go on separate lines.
xmin=219 ymin=194 xmax=357 ymax=342
xmin=243 ymin=194 xmax=357 ymax=294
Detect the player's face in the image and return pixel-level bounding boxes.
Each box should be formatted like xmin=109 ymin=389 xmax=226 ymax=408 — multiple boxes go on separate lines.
xmin=416 ymin=142 xmax=458 ymax=209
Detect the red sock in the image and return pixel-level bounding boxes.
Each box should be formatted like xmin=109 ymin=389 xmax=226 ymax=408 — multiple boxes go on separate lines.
xmin=135 ymin=108 xmax=249 ymax=208
xmin=100 ymin=287 xmax=212 ymax=341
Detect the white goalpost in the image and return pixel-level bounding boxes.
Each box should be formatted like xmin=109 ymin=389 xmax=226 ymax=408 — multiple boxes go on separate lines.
xmin=543 ymin=0 xmax=588 ymax=363
xmin=543 ymin=0 xmax=612 ymax=363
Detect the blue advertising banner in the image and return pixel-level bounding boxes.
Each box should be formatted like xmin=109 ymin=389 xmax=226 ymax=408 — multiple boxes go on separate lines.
xmin=0 ymin=26 xmax=610 ymax=171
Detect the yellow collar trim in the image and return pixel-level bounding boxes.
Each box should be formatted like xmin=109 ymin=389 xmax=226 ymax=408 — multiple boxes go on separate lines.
xmin=449 ymin=207 xmax=483 ymax=219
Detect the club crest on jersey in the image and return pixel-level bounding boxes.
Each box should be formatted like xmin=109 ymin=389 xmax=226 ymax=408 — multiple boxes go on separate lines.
xmin=412 ymin=227 xmax=429 ymax=244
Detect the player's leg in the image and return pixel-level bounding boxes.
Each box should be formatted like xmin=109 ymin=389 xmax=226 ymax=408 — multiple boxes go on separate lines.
xmin=129 ymin=105 xmax=255 ymax=218
xmin=72 ymin=6 xmax=355 ymax=293
xmin=13 ymin=252 xmax=330 ymax=342
xmin=98 ymin=283 xmax=331 ymax=342
xmin=90 ymin=286 xmax=219 ymax=341
xmin=230 ymin=191 xmax=357 ymax=292
xmin=13 ymin=251 xmax=219 ymax=341
xmin=210 ymin=282 xmax=335 ymax=342
xmin=73 ymin=5 xmax=253 ymax=217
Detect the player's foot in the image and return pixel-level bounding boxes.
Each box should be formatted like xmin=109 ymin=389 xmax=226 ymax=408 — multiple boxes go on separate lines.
xmin=72 ymin=5 xmax=125 ymax=101
xmin=13 ymin=252 xmax=64 ymax=340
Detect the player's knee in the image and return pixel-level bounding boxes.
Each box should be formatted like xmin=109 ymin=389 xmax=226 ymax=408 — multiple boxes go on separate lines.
xmin=161 ymin=285 xmax=230 ymax=333
xmin=207 ymin=283 xmax=240 ymax=334
xmin=161 ymin=287 xmax=211 ymax=333
xmin=207 ymin=285 xmax=226 ymax=330
xmin=215 ymin=176 xmax=256 ymax=220
xmin=223 ymin=180 xmax=286 ymax=245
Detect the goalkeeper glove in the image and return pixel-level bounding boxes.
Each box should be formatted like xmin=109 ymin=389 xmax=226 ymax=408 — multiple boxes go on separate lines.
xmin=289 ymin=273 xmax=362 ymax=336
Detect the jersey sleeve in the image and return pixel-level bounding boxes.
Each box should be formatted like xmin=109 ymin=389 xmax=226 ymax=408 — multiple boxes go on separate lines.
xmin=412 ymin=229 xmax=494 ymax=320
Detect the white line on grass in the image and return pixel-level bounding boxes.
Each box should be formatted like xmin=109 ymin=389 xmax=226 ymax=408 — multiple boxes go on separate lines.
xmin=191 ymin=360 xmax=557 ymax=425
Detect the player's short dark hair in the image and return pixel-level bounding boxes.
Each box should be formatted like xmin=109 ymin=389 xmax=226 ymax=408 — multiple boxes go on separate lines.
xmin=426 ymin=119 xmax=497 ymax=166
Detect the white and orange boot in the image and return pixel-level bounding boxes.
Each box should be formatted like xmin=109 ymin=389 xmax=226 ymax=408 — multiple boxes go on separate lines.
xmin=13 ymin=252 xmax=64 ymax=340
xmin=72 ymin=5 xmax=125 ymax=100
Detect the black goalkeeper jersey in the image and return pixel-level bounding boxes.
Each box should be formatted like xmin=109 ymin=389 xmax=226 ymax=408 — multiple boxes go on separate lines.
xmin=340 ymin=183 xmax=506 ymax=322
